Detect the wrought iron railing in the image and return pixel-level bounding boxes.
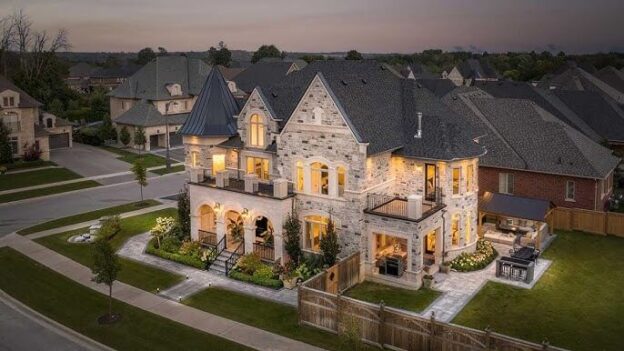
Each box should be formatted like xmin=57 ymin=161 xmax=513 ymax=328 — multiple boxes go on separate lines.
xmin=205 ymin=235 xmax=227 ymax=270
xmin=224 ymin=241 xmax=245 ymax=275
xmin=253 ymin=242 xmax=275 ymax=262
xmin=198 ymin=230 xmax=217 ymax=247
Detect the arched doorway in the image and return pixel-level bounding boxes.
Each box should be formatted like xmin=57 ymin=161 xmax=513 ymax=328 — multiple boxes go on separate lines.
xmin=225 ymin=210 xmax=244 ymax=249
xmin=198 ymin=205 xmax=217 ymax=246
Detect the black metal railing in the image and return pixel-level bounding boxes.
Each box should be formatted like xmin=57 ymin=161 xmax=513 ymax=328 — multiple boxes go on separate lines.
xmin=253 ymin=242 xmax=275 ymax=262
xmin=224 ymin=241 xmax=245 ymax=275
xmin=205 ymin=235 xmax=227 ymax=270
xmin=198 ymin=230 xmax=217 ymax=247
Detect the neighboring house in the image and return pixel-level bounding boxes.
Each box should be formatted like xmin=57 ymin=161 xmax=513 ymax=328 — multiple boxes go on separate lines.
xmin=416 ymin=78 xmax=458 ymax=97
xmin=443 ymin=87 xmax=619 ymax=211
xmin=67 ymin=62 xmax=141 ymax=93
xmin=66 ymin=62 xmax=98 ymax=93
xmin=230 ymin=61 xmax=303 ymax=95
xmin=399 ymin=63 xmax=437 ymax=79
xmin=181 ymin=61 xmax=485 ymax=289
xmin=0 ymin=75 xmax=73 ymax=161
xmin=216 ymin=65 xmax=246 ymax=95
xmin=443 ymin=58 xmax=500 ymax=86
xmin=108 ymin=55 xmax=210 ymax=151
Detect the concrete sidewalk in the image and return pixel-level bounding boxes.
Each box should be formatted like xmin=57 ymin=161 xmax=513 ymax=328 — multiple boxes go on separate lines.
xmin=0 ymin=234 xmax=324 ymax=351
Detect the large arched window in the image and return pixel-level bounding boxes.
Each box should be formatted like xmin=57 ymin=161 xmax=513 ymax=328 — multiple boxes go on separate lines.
xmin=311 ymin=162 xmax=329 ymax=195
xmin=249 ymin=114 xmax=265 ymax=147
xmin=451 ymin=214 xmax=460 ymax=247
xmin=337 ymin=166 xmax=346 ymax=196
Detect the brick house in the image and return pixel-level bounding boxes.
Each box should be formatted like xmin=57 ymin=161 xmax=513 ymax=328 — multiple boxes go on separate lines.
xmin=180 ymin=61 xmax=486 ymax=289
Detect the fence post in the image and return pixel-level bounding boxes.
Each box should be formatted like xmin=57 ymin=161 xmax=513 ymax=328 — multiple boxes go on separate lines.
xmin=297 ymin=285 xmax=302 ymax=326
xmin=542 ymin=339 xmax=550 ymax=350
xmin=429 ymin=311 xmax=436 ymax=351
xmin=484 ymin=326 xmax=491 ymax=350
xmin=379 ymin=301 xmax=385 ymax=347
xmin=335 ymin=292 xmax=342 ymax=333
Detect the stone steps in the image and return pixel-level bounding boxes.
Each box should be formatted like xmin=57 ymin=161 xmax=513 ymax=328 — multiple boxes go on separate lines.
xmin=208 ymin=250 xmax=241 ymax=275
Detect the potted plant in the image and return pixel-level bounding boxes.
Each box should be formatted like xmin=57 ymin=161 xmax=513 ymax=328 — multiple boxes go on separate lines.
xmin=440 ymin=261 xmax=451 ymax=274
xmin=422 ymin=274 xmax=435 ymax=289
xmin=281 ymin=261 xmax=300 ymax=289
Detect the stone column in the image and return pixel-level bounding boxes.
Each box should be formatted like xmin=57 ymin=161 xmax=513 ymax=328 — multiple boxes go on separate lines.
xmin=244 ymin=225 xmax=255 ymax=254
xmin=407 ymin=194 xmax=423 ymax=219
xmin=216 ymin=217 xmax=226 ymax=244
xmin=303 ymin=163 xmax=312 ymax=193
xmin=190 ymin=215 xmax=199 ymax=241
xmin=273 ymin=226 xmax=284 ymax=262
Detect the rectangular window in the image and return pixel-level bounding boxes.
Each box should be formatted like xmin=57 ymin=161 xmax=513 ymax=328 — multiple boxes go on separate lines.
xmin=452 ymin=167 xmax=461 ymax=195
xmin=246 ymin=156 xmax=269 ymax=180
xmin=425 ymin=164 xmax=437 ymax=201
xmin=565 ymin=180 xmax=576 ymax=201
xmin=466 ymin=164 xmax=474 ymax=192
xmin=296 ymin=163 xmax=304 ymax=191
xmin=191 ymin=151 xmax=198 ymax=167
xmin=499 ymin=173 xmax=514 ymax=194
xmin=2 ymin=97 xmax=7 ymax=106
xmin=9 ymin=136 xmax=18 ymax=154
xmin=337 ymin=167 xmax=346 ymax=196
xmin=212 ymin=154 xmax=225 ymax=175
xmin=304 ymin=215 xmax=329 ymax=252
xmin=465 ymin=213 xmax=472 ymax=244
xmin=9 ymin=97 xmax=14 ymax=106
xmin=451 ymin=217 xmax=460 ymax=246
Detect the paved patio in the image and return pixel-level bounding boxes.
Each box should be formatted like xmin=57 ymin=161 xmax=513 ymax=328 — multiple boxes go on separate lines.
xmin=118 ymin=232 xmax=298 ymax=306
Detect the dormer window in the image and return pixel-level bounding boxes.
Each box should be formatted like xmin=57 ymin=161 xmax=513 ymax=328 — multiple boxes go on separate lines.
xmin=2 ymin=96 xmax=15 ymax=107
xmin=166 ymin=83 xmax=182 ymax=96
xmin=311 ymin=107 xmax=324 ymax=124
xmin=249 ymin=114 xmax=265 ymax=148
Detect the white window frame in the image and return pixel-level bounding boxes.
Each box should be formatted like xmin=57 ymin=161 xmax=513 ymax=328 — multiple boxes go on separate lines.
xmin=249 ymin=114 xmax=265 ymax=148
xmin=565 ymin=180 xmax=576 ymax=201
xmin=499 ymin=173 xmax=514 ymax=194
xmin=452 ymin=167 xmax=462 ymax=195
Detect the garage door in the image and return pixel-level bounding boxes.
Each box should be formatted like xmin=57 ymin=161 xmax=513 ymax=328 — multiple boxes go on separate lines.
xmin=49 ymin=133 xmax=70 ymax=149
xmin=169 ymin=132 xmax=183 ymax=146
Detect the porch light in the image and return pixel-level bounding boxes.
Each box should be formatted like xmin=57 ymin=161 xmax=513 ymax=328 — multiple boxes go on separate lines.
xmin=241 ymin=208 xmax=249 ymax=219
xmin=214 ymin=202 xmax=222 ymax=213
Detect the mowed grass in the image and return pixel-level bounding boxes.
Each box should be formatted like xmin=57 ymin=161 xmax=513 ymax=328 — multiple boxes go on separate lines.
xmin=151 ymin=164 xmax=185 ymax=175
xmin=0 ymin=180 xmax=100 ymax=203
xmin=35 ymin=208 xmax=182 ymax=292
xmin=18 ymin=199 xmax=161 ymax=235
xmin=453 ymin=231 xmax=624 ymax=351
xmin=2 ymin=159 xmax=56 ymax=171
xmin=0 ymin=167 xmax=82 ymax=191
xmin=184 ymin=287 xmax=376 ymax=351
xmin=0 ymin=247 xmax=250 ymax=351
xmin=344 ymin=281 xmax=440 ymax=313
xmin=100 ymin=146 xmax=166 ymax=168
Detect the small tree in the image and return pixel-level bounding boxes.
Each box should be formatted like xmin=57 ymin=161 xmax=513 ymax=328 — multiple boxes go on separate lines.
xmin=91 ymin=239 xmax=121 ymax=322
xmin=98 ymin=115 xmax=116 ymax=142
xmin=119 ymin=126 xmax=131 ymax=146
xmin=150 ymin=216 xmax=176 ymax=248
xmin=178 ymin=186 xmax=191 ymax=238
xmin=345 ymin=50 xmax=363 ymax=60
xmin=319 ymin=218 xmax=340 ymax=266
xmin=133 ymin=126 xmax=146 ymax=153
xmin=136 ymin=47 xmax=156 ymax=65
xmin=0 ymin=120 xmax=14 ymax=164
xmin=131 ymin=159 xmax=148 ymax=202
xmin=283 ymin=210 xmax=302 ymax=265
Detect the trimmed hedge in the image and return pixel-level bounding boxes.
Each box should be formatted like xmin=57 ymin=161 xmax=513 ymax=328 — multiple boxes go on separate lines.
xmin=450 ymin=239 xmax=498 ymax=272
xmin=146 ymin=239 xmax=204 ymax=269
xmin=229 ymin=270 xmax=283 ymax=289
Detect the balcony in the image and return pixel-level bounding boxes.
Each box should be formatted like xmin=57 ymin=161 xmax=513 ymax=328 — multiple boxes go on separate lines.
xmin=189 ymin=168 xmax=295 ymax=200
xmin=364 ymin=192 xmax=445 ymax=222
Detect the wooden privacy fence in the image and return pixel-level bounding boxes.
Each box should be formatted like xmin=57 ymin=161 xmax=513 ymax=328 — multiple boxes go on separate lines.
xmin=299 ymin=252 xmax=567 ymax=351
xmin=551 ymin=208 xmax=624 ymax=237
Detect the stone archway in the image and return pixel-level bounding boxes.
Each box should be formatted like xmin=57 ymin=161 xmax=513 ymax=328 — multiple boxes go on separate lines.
xmin=225 ymin=210 xmax=244 ymax=250
xmin=198 ymin=204 xmax=217 ymax=245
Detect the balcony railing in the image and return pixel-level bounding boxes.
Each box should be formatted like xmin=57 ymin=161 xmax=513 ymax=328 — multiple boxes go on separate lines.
xmin=365 ymin=189 xmax=445 ymax=222
xmin=189 ymin=168 xmax=294 ymax=199
xmin=198 ymin=230 xmax=217 ymax=247
xmin=253 ymin=242 xmax=275 ymax=262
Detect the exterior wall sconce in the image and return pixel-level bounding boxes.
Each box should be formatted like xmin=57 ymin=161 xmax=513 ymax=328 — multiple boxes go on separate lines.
xmin=214 ymin=202 xmax=222 ymax=213
xmin=241 ymin=208 xmax=249 ymax=219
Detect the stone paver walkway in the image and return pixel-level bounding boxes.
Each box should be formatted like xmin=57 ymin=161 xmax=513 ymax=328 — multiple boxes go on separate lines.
xmin=118 ymin=233 xmax=298 ymax=305
xmin=0 ymin=234 xmax=323 ymax=351
xmin=422 ymin=244 xmax=552 ymax=322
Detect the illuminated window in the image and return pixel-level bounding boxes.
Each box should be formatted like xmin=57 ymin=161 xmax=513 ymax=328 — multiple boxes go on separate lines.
xmin=304 ymin=215 xmax=329 ymax=252
xmin=465 ymin=212 xmax=472 ymax=244
xmin=296 ymin=161 xmax=304 ymax=191
xmin=246 ymin=157 xmax=269 ymax=180
xmin=249 ymin=114 xmax=265 ymax=147
xmin=466 ymin=164 xmax=474 ymax=192
xmin=311 ymin=162 xmax=329 ymax=195
xmin=452 ymin=168 xmax=461 ymax=195
xmin=451 ymin=215 xmax=460 ymax=246
xmin=191 ymin=151 xmax=198 ymax=167
xmin=337 ymin=166 xmax=346 ymax=196
xmin=212 ymin=154 xmax=225 ymax=175
xmin=425 ymin=230 xmax=436 ymax=253
xmin=425 ymin=164 xmax=437 ymax=201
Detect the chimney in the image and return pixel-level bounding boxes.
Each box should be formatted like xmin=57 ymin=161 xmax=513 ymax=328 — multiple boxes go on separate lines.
xmin=414 ymin=112 xmax=423 ymax=139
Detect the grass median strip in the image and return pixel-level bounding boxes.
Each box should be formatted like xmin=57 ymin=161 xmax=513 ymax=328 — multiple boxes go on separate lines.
xmin=35 ymin=208 xmax=183 ymax=292
xmin=344 ymin=281 xmax=440 ymax=313
xmin=100 ymin=146 xmax=166 ymax=168
xmin=151 ymin=164 xmax=185 ymax=175
xmin=2 ymin=159 xmax=56 ymax=171
xmin=0 ymin=180 xmax=100 ymax=203
xmin=0 ymin=247 xmax=250 ymax=351
xmin=18 ymin=199 xmax=161 ymax=235
xmin=0 ymin=167 xmax=83 ymax=191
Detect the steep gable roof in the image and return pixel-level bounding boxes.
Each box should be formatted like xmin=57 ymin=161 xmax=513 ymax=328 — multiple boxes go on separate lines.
xmin=115 ymin=100 xmax=188 ymax=127
xmin=538 ymin=65 xmax=624 ymax=104
xmin=594 ymin=66 xmax=624 ymax=94
xmin=416 ymin=78 xmax=457 ymax=97
xmin=232 ymin=61 xmax=295 ymax=93
xmin=109 ymin=56 xmax=210 ymax=100
xmin=456 ymin=58 xmax=500 ymax=80
xmin=0 ymin=75 xmax=42 ymax=108
xmin=179 ymin=68 xmax=239 ymax=137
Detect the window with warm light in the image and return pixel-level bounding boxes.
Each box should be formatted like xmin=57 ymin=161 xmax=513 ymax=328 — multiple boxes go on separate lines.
xmin=452 ymin=167 xmax=461 ymax=195
xmin=246 ymin=156 xmax=269 ymax=180
xmin=304 ymin=215 xmax=329 ymax=252
xmin=451 ymin=215 xmax=460 ymax=246
xmin=296 ymin=161 xmax=304 ymax=191
xmin=212 ymin=154 xmax=225 ymax=175
xmin=337 ymin=166 xmax=346 ymax=196
xmin=311 ymin=162 xmax=329 ymax=195
xmin=466 ymin=164 xmax=474 ymax=192
xmin=191 ymin=151 xmax=198 ymax=167
xmin=425 ymin=164 xmax=437 ymax=201
xmin=249 ymin=114 xmax=265 ymax=147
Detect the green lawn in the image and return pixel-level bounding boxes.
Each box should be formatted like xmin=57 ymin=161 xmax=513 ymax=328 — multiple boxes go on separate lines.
xmin=453 ymin=231 xmax=624 ymax=351
xmin=0 ymin=247 xmax=250 ymax=351
xmin=100 ymin=146 xmax=166 ymax=168
xmin=0 ymin=167 xmax=82 ymax=191
xmin=35 ymin=208 xmax=183 ymax=292
xmin=18 ymin=199 xmax=161 ymax=235
xmin=2 ymin=159 xmax=56 ymax=171
xmin=0 ymin=180 xmax=100 ymax=203
xmin=344 ymin=281 xmax=440 ymax=313
xmin=151 ymin=164 xmax=185 ymax=175
xmin=184 ymin=287 xmax=375 ymax=351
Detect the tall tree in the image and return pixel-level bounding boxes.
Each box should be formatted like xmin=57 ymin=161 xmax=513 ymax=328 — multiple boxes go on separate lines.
xmin=345 ymin=50 xmax=363 ymax=60
xmin=157 ymin=47 xmax=168 ymax=56
xmin=119 ymin=126 xmax=131 ymax=146
xmin=177 ymin=186 xmax=191 ymax=238
xmin=283 ymin=210 xmax=302 ymax=265
xmin=136 ymin=47 xmax=156 ymax=65
xmin=319 ymin=218 xmax=340 ymax=266
xmin=0 ymin=120 xmax=13 ymax=164
xmin=131 ymin=159 xmax=148 ymax=202
xmin=98 ymin=115 xmax=116 ymax=141
xmin=91 ymin=239 xmax=121 ymax=322
xmin=208 ymin=41 xmax=232 ymax=67
xmin=133 ymin=126 xmax=146 ymax=153
xmin=251 ymin=44 xmax=284 ymax=63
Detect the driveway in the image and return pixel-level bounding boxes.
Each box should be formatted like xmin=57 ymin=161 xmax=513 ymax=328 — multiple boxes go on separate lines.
xmin=151 ymin=147 xmax=185 ymax=163
xmin=51 ymin=143 xmax=130 ymax=177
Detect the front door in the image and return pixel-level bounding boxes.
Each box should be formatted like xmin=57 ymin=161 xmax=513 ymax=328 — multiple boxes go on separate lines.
xmin=425 ymin=230 xmax=436 ymax=254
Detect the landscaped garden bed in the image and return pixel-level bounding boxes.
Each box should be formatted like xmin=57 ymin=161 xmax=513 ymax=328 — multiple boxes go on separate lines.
xmin=344 ymin=281 xmax=440 ymax=313
xmin=146 ymin=237 xmax=207 ymax=269
xmin=229 ymin=253 xmax=283 ymax=289
xmin=450 ymin=239 xmax=498 ymax=272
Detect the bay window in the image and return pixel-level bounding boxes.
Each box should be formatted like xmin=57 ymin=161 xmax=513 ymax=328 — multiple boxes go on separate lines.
xmin=466 ymin=164 xmax=474 ymax=192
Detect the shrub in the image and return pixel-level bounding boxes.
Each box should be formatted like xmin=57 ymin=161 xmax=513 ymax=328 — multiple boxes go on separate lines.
xmin=178 ymin=240 xmax=203 ymax=260
xmin=146 ymin=239 xmax=204 ymax=269
xmin=150 ymin=216 xmax=176 ymax=248
xmin=177 ymin=187 xmax=191 ymax=240
xmin=235 ymin=253 xmax=263 ymax=275
xmin=75 ymin=127 xmax=102 ymax=146
xmin=229 ymin=270 xmax=283 ymax=289
xmin=450 ymin=239 xmax=498 ymax=272
xmin=283 ymin=210 xmax=302 ymax=265
xmin=160 ymin=235 xmax=181 ymax=253
xmin=294 ymin=262 xmax=322 ymax=281
xmin=97 ymin=215 xmax=121 ymax=240
xmin=252 ymin=265 xmax=274 ymax=281
xmin=319 ymin=218 xmax=340 ymax=266
xmin=22 ymin=144 xmax=42 ymax=161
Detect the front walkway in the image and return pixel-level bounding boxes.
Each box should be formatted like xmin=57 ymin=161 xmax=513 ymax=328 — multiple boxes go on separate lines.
xmin=0 ymin=234 xmax=322 ymax=351
xmin=422 ymin=243 xmax=552 ymax=322
xmin=118 ymin=233 xmax=298 ymax=306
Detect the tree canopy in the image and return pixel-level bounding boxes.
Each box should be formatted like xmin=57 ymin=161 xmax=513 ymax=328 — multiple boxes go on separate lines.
xmin=136 ymin=47 xmax=156 ymax=65
xmin=345 ymin=50 xmax=363 ymax=60
xmin=251 ymin=44 xmax=285 ymax=63
xmin=208 ymin=41 xmax=232 ymax=67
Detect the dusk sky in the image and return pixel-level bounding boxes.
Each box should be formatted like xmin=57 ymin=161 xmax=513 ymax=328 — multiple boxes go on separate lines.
xmin=6 ymin=0 xmax=624 ymax=54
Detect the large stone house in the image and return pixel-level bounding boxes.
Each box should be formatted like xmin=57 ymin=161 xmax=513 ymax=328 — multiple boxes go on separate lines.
xmin=180 ymin=61 xmax=485 ymax=288
xmin=0 ymin=75 xmax=73 ymax=161
xmin=108 ymin=55 xmax=210 ymax=151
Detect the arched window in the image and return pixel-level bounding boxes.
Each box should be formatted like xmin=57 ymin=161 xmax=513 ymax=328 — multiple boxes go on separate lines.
xmin=311 ymin=162 xmax=329 ymax=195
xmin=451 ymin=214 xmax=460 ymax=246
xmin=249 ymin=114 xmax=265 ymax=147
xmin=337 ymin=166 xmax=346 ymax=196
xmin=296 ymin=161 xmax=304 ymax=191
xmin=304 ymin=215 xmax=329 ymax=252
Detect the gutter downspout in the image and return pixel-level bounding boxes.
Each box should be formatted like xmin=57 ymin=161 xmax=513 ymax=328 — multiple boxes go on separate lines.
xmin=594 ymin=179 xmax=598 ymax=211
xmin=441 ymin=208 xmax=447 ymax=265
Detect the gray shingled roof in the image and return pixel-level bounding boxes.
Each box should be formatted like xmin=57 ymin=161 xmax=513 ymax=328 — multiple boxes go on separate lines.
xmin=416 ymin=79 xmax=457 ymax=97
xmin=480 ymin=192 xmax=553 ymax=222
xmin=179 ymin=67 xmax=239 ymax=137
xmin=455 ymin=59 xmax=500 ymax=80
xmin=232 ymin=62 xmax=295 ymax=93
xmin=0 ymin=75 xmax=42 ymax=108
xmin=594 ymin=66 xmax=624 ymax=94
xmin=108 ymin=56 xmax=210 ymax=100
xmin=115 ymin=100 xmax=188 ymax=127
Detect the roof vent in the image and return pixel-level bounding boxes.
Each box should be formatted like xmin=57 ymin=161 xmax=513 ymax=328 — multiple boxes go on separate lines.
xmin=414 ymin=112 xmax=423 ymax=139
xmin=361 ymin=79 xmax=367 ymax=84
xmin=341 ymin=80 xmax=348 ymax=86
xmin=272 ymin=92 xmax=278 ymax=98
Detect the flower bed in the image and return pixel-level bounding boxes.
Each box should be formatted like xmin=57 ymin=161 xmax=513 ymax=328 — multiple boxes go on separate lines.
xmin=146 ymin=238 xmax=205 ymax=269
xmin=229 ymin=270 xmax=283 ymax=289
xmin=450 ymin=239 xmax=498 ymax=272
xmin=229 ymin=253 xmax=283 ymax=289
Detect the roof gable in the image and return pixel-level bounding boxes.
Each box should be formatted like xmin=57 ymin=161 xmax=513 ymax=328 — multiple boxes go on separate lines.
xmin=0 ymin=75 xmax=42 ymax=108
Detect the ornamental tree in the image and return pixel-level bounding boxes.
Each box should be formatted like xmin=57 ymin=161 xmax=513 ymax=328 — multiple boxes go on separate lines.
xmin=92 ymin=239 xmax=121 ymax=321
xmin=320 ymin=218 xmax=340 ymax=266
xmin=150 ymin=216 xmax=176 ymax=248
xmin=283 ymin=210 xmax=302 ymax=265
